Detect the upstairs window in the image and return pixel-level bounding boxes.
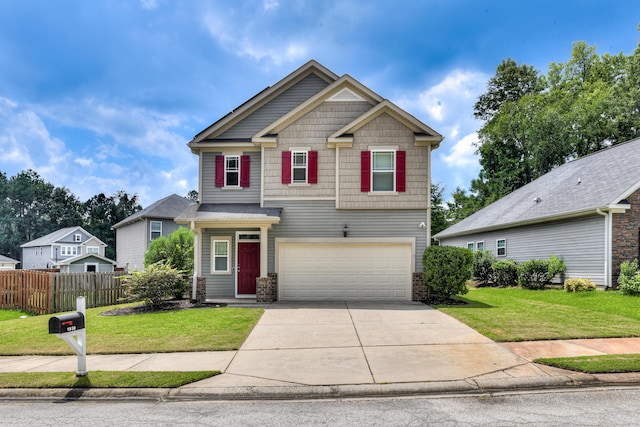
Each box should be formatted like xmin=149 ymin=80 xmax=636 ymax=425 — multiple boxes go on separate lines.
xmin=150 ymin=221 xmax=162 ymax=240
xmin=87 ymin=246 xmax=100 ymax=254
xmin=215 ymin=155 xmax=251 ymax=188
xmin=74 ymin=233 xmax=82 ymax=242
xmin=60 ymin=246 xmax=79 ymax=256
xmin=282 ymin=151 xmax=318 ymax=184
xmin=361 ymin=150 xmax=406 ymax=193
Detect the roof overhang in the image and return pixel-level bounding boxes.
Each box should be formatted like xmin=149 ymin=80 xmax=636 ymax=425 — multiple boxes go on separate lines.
xmin=174 ymin=204 xmax=282 ymax=229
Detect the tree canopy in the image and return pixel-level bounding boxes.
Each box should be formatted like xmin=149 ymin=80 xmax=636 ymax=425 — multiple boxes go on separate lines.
xmin=447 ymin=35 xmax=640 ymax=224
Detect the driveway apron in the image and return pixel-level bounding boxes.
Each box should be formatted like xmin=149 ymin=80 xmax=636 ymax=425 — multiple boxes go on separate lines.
xmin=206 ymin=301 xmax=533 ymax=387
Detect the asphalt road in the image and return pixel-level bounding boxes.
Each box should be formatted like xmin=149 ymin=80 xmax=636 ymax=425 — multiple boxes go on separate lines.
xmin=3 ymin=386 xmax=640 ymax=426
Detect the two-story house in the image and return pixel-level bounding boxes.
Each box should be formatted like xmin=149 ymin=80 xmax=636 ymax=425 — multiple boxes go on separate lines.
xmin=112 ymin=194 xmax=193 ymax=271
xmin=20 ymin=226 xmax=110 ymax=271
xmin=176 ymin=60 xmax=443 ymax=302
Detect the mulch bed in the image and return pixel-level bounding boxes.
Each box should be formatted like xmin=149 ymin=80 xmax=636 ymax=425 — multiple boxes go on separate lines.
xmin=99 ymin=300 xmax=223 ymax=316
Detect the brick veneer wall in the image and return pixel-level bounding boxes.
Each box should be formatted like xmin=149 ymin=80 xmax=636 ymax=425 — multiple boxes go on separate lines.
xmin=256 ymin=273 xmax=278 ymax=303
xmin=193 ymin=277 xmax=206 ymax=303
xmin=412 ymin=272 xmax=428 ymax=302
xmin=612 ymin=189 xmax=640 ymax=287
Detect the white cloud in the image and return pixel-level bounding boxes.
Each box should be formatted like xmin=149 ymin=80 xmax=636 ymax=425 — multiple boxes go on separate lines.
xmin=263 ymin=0 xmax=279 ymax=12
xmin=140 ymin=0 xmax=160 ymax=10
xmin=441 ymin=132 xmax=479 ymax=168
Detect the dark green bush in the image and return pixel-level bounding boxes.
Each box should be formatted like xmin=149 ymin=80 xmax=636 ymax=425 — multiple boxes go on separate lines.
xmin=422 ymin=246 xmax=472 ymax=300
xmin=548 ymin=255 xmax=566 ymax=280
xmin=517 ymin=259 xmax=552 ymax=289
xmin=473 ymin=250 xmax=497 ymax=286
xmin=144 ymin=227 xmax=194 ymax=299
xmin=618 ymin=259 xmax=640 ymax=296
xmin=492 ymin=259 xmax=518 ymax=287
xmin=121 ymin=262 xmax=186 ymax=309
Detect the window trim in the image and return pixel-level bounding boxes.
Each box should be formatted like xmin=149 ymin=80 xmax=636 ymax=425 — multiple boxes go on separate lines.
xmin=370 ymin=149 xmax=396 ymax=193
xmin=211 ymin=237 xmax=232 ymax=275
xmin=225 ymin=155 xmax=240 ymax=188
xmin=476 ymin=241 xmax=485 ymax=252
xmin=60 ymin=246 xmax=79 ymax=256
xmin=291 ymin=150 xmax=308 ymax=184
xmin=86 ymin=246 xmax=100 ymax=254
xmin=74 ymin=233 xmax=82 ymax=242
xmin=150 ymin=221 xmax=162 ymax=241
xmin=496 ymin=239 xmax=507 ymax=257
xmin=467 ymin=242 xmax=475 ymax=252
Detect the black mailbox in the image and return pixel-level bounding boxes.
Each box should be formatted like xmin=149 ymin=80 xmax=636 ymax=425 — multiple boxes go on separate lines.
xmin=49 ymin=312 xmax=85 ymax=334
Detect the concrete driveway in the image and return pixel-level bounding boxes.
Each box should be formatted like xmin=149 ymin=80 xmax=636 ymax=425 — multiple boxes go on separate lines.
xmin=190 ymin=301 xmax=540 ymax=388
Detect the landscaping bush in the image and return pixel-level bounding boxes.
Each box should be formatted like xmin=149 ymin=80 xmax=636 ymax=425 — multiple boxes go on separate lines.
xmin=618 ymin=259 xmax=640 ymax=296
xmin=548 ymin=255 xmax=566 ymax=281
xmin=422 ymin=246 xmax=472 ymax=300
xmin=144 ymin=227 xmax=194 ymax=299
xmin=492 ymin=259 xmax=519 ymax=287
xmin=564 ymin=278 xmax=596 ymax=292
xmin=472 ymin=250 xmax=497 ymax=286
xmin=517 ymin=259 xmax=552 ymax=289
xmin=121 ymin=262 xmax=186 ymax=309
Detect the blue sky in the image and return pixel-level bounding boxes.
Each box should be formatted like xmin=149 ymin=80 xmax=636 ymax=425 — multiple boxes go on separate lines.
xmin=0 ymin=1 xmax=638 ymax=207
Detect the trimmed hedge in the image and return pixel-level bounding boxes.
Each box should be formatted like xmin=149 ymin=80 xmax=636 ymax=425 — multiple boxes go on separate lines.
xmin=492 ymin=259 xmax=518 ymax=287
xmin=473 ymin=250 xmax=497 ymax=286
xmin=517 ymin=259 xmax=552 ymax=289
xmin=423 ymin=246 xmax=472 ymax=299
xmin=564 ymin=278 xmax=596 ymax=292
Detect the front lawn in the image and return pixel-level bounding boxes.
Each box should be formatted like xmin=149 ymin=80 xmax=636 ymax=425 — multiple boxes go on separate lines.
xmin=0 ymin=303 xmax=263 ymax=355
xmin=0 ymin=371 xmax=219 ymax=388
xmin=437 ymin=287 xmax=640 ymax=342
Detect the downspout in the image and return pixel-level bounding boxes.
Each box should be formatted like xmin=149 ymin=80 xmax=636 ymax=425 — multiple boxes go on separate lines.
xmin=426 ymin=145 xmax=432 ymax=246
xmin=596 ymin=208 xmax=611 ymax=289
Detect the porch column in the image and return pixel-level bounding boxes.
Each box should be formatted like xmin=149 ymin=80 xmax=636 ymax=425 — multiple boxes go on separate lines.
xmin=260 ymin=225 xmax=269 ymax=277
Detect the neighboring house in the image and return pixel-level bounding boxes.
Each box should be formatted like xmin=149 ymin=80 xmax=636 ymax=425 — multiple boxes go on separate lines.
xmin=434 ymin=137 xmax=640 ymax=289
xmin=0 ymin=255 xmax=20 ymax=270
xmin=175 ymin=60 xmax=443 ymax=301
xmin=55 ymin=253 xmax=117 ymax=273
xmin=112 ymin=194 xmax=193 ymax=271
xmin=20 ymin=226 xmax=109 ymax=270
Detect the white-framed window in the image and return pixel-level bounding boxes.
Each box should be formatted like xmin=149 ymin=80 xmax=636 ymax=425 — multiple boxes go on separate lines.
xmin=496 ymin=239 xmax=507 ymax=257
xmin=476 ymin=241 xmax=485 ymax=251
xmin=467 ymin=242 xmax=475 ymax=252
xmin=74 ymin=233 xmax=82 ymax=242
xmin=86 ymin=246 xmax=100 ymax=254
xmin=150 ymin=221 xmax=162 ymax=240
xmin=60 ymin=246 xmax=79 ymax=256
xmin=371 ymin=150 xmax=395 ymax=192
xmin=292 ymin=151 xmax=308 ymax=183
xmin=225 ymin=155 xmax=240 ymax=187
xmin=212 ymin=237 xmax=231 ymax=274
xmin=85 ymin=263 xmax=98 ymax=272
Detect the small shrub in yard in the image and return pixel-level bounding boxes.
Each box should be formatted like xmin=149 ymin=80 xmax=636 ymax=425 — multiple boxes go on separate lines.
xmin=518 ymin=259 xmax=552 ymax=289
xmin=492 ymin=259 xmax=519 ymax=287
xmin=473 ymin=250 xmax=497 ymax=286
xmin=618 ymin=259 xmax=640 ymax=296
xmin=564 ymin=278 xmax=596 ymax=292
xmin=121 ymin=262 xmax=186 ymax=309
xmin=548 ymin=255 xmax=566 ymax=281
xmin=422 ymin=246 xmax=472 ymax=300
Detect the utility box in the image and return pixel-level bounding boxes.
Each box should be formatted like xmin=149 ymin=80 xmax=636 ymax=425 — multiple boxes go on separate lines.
xmin=48 ymin=312 xmax=85 ymax=334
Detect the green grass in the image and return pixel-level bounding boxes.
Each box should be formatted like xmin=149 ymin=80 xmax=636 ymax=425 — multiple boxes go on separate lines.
xmin=437 ymin=287 xmax=640 ymax=342
xmin=535 ymin=354 xmax=640 ymax=374
xmin=0 ymin=309 xmax=30 ymax=321
xmin=0 ymin=303 xmax=263 ymax=355
xmin=0 ymin=371 xmax=219 ymax=388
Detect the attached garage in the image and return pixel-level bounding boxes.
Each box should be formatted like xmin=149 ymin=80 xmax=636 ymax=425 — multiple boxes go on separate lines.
xmin=276 ymin=238 xmax=414 ymax=301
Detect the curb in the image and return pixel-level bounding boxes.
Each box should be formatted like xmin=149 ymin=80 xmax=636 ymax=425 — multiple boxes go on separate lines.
xmin=3 ymin=374 xmax=637 ymax=401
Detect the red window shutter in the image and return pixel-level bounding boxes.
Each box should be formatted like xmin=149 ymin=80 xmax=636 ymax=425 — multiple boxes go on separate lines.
xmin=282 ymin=151 xmax=292 ymax=184
xmin=308 ymin=151 xmax=318 ymax=184
xmin=396 ymin=151 xmax=406 ymax=192
xmin=361 ymin=151 xmax=371 ymax=192
xmin=240 ymin=155 xmax=250 ymax=187
xmin=215 ymin=155 xmax=224 ymax=187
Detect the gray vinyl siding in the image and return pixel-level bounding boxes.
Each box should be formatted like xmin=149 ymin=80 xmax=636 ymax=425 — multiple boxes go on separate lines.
xmin=116 ymin=220 xmax=146 ymax=271
xmin=64 ymin=256 xmax=115 ymax=273
xmin=219 ymin=74 xmax=330 ymax=139
xmin=438 ymin=214 xmax=606 ymax=285
xmin=201 ymin=151 xmax=261 ymax=204
xmin=201 ymin=229 xmax=242 ymax=298
xmin=264 ymin=200 xmax=428 ymax=273
xmin=22 ymin=247 xmax=50 ymax=269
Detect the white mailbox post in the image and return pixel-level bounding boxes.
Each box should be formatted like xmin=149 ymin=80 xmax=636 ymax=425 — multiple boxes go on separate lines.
xmin=48 ymin=296 xmax=87 ymax=376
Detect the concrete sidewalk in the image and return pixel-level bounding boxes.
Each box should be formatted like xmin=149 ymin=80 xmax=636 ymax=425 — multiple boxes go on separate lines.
xmin=2 ymin=301 xmax=640 ymax=400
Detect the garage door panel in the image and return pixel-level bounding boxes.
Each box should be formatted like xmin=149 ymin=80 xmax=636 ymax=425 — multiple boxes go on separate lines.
xmin=278 ymin=242 xmax=411 ymax=301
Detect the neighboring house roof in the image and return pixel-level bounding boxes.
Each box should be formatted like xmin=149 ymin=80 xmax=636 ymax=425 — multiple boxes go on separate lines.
xmin=0 ymin=255 xmax=20 ymax=265
xmin=435 ymin=137 xmax=640 ymax=239
xmin=55 ymin=253 xmax=117 ymax=266
xmin=175 ymin=203 xmax=282 ymax=224
xmin=20 ymin=226 xmax=106 ymax=248
xmin=112 ymin=194 xmax=193 ymax=229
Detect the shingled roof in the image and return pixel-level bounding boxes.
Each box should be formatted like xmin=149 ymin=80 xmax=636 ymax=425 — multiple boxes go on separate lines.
xmin=112 ymin=194 xmax=193 ymax=229
xmin=435 ymin=137 xmax=640 ymax=239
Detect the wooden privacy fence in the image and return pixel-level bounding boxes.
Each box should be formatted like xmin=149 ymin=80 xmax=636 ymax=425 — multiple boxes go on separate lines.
xmin=0 ymin=271 xmax=127 ymax=315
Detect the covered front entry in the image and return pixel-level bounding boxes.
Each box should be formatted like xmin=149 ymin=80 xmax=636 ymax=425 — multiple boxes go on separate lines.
xmin=277 ymin=239 xmax=413 ymax=301
xmin=236 ymin=232 xmax=261 ymax=297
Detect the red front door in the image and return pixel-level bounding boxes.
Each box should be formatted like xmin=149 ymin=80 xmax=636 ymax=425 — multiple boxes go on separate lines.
xmin=237 ymin=242 xmax=260 ymax=295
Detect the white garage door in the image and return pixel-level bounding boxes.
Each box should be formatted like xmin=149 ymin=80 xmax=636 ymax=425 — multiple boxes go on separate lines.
xmin=278 ymin=242 xmax=412 ymax=300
